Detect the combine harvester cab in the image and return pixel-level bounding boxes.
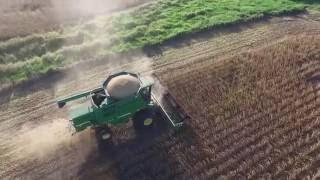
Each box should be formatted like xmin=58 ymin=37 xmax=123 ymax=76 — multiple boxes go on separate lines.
xmin=56 ymin=71 xmax=189 ymax=143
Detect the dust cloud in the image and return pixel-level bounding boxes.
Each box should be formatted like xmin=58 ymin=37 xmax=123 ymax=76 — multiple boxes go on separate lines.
xmin=0 ymin=0 xmax=153 ymax=39
xmin=51 ymin=0 xmax=142 ymax=17
xmin=0 ymin=0 xmax=150 ymax=19
xmin=152 ymin=77 xmax=168 ymax=101
xmin=126 ymin=54 xmax=154 ymax=73
xmin=13 ymin=118 xmax=94 ymax=160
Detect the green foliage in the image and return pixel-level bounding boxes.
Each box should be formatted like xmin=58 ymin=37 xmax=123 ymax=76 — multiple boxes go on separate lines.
xmin=0 ymin=52 xmax=65 ymax=83
xmin=0 ymin=32 xmax=86 ymax=64
xmin=0 ymin=0 xmax=311 ymax=84
xmin=110 ymin=0 xmax=305 ymax=51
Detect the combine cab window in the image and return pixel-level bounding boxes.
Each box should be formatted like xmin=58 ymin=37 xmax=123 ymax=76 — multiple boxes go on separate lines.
xmin=91 ymin=89 xmax=107 ymax=107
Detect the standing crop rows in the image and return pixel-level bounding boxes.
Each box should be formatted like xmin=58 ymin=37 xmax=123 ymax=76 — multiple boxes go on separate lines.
xmin=152 ymin=34 xmax=320 ymax=179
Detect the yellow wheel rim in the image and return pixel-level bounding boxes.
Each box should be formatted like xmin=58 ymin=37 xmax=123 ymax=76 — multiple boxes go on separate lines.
xmin=144 ymin=118 xmax=153 ymax=126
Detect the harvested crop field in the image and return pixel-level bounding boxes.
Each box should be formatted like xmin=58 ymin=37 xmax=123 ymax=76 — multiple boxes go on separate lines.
xmin=0 ymin=13 xmax=320 ymax=180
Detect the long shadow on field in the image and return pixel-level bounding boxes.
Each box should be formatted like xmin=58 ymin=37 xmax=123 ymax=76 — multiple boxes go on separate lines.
xmin=76 ymin=114 xmax=203 ymax=180
xmin=0 ymin=71 xmax=66 ymax=105
xmin=292 ymin=0 xmax=320 ymax=5
xmin=0 ymin=51 xmax=147 ymax=105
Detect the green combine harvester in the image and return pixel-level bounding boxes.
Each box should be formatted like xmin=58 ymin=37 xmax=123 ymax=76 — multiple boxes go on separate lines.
xmin=57 ymin=72 xmax=188 ymax=142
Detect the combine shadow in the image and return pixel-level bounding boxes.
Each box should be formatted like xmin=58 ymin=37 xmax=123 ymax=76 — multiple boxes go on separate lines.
xmin=77 ymin=113 xmax=169 ymax=180
xmin=76 ymin=114 xmax=202 ymax=180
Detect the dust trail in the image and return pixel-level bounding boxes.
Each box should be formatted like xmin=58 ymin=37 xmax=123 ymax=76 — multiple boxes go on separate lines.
xmin=152 ymin=77 xmax=168 ymax=101
xmin=0 ymin=0 xmax=153 ymax=39
xmin=55 ymin=50 xmax=154 ymax=96
xmin=126 ymin=54 xmax=154 ymax=73
xmin=51 ymin=0 xmax=151 ymax=18
xmin=12 ymin=118 xmax=95 ymax=160
xmin=47 ymin=0 xmax=156 ymax=93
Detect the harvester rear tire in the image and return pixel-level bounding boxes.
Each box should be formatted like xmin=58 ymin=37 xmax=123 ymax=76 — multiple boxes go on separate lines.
xmin=132 ymin=108 xmax=155 ymax=131
xmin=95 ymin=126 xmax=113 ymax=151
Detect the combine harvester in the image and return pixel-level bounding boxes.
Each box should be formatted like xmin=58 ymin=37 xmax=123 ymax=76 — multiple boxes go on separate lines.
xmin=57 ymin=72 xmax=188 ymax=143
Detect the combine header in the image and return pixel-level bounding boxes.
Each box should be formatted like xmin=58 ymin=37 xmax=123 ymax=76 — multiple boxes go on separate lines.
xmin=57 ymin=72 xmax=188 ymax=142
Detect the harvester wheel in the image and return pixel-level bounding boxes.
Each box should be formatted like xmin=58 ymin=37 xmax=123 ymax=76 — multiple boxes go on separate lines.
xmin=132 ymin=108 xmax=155 ymax=130
xmin=95 ymin=125 xmax=112 ymax=144
xmin=95 ymin=126 xmax=114 ymax=153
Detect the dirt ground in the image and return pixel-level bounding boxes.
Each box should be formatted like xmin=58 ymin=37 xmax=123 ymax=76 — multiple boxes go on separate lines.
xmin=0 ymin=0 xmax=152 ymax=40
xmin=0 ymin=12 xmax=320 ymax=179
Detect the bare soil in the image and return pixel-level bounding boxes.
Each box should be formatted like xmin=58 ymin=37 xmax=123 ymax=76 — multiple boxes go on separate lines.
xmin=0 ymin=0 xmax=152 ymax=40
xmin=0 ymin=13 xmax=319 ymax=179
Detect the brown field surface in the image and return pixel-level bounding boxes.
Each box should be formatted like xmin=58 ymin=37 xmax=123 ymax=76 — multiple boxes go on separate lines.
xmin=0 ymin=0 xmax=151 ymax=40
xmin=0 ymin=14 xmax=319 ymax=179
xmin=157 ymin=34 xmax=320 ymax=179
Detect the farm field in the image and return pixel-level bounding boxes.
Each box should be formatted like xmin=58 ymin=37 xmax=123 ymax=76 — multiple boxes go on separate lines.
xmin=157 ymin=34 xmax=320 ymax=179
xmin=0 ymin=0 xmax=311 ymax=85
xmin=0 ymin=12 xmax=319 ymax=180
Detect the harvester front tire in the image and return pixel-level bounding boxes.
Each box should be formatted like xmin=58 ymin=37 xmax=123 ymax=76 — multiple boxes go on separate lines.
xmin=132 ymin=109 xmax=154 ymax=131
